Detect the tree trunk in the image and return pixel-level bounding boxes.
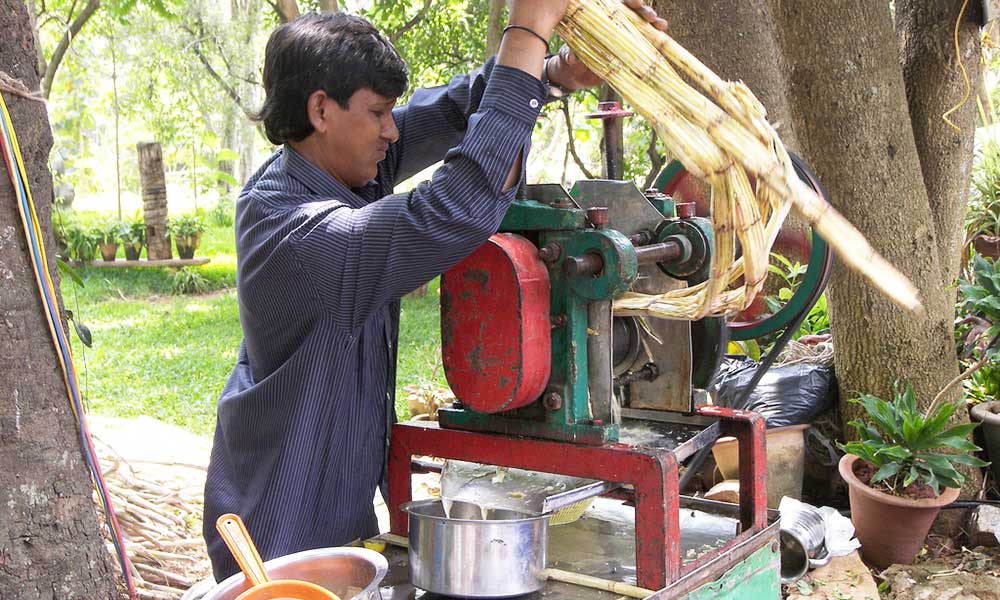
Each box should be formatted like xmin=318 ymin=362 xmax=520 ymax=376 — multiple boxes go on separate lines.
xmin=318 ymin=0 xmax=339 ymax=11
xmin=485 ymin=0 xmax=505 ymax=59
xmin=0 ymin=1 xmax=119 ymax=597
xmin=896 ymin=0 xmax=983 ymax=294
xmin=775 ymin=0 xmax=963 ymax=424
xmin=137 ymin=142 xmax=172 ymax=260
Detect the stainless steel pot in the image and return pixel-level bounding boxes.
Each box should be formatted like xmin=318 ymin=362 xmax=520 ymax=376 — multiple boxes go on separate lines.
xmin=197 ymin=547 xmax=387 ymax=600
xmin=403 ymin=499 xmax=549 ymax=598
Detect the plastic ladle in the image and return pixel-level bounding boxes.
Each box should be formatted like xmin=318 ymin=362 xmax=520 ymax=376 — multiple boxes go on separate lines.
xmin=216 ymin=514 xmax=341 ymax=600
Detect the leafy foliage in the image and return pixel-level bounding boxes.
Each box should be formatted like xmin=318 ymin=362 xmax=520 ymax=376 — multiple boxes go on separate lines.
xmin=171 ymin=267 xmax=210 ymax=295
xmin=841 ymin=382 xmax=988 ymax=496
xmin=168 ymin=213 xmax=205 ymax=239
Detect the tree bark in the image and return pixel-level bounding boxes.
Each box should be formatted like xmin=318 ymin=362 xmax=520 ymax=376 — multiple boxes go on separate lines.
xmin=318 ymin=0 xmax=339 ymax=12
xmin=137 ymin=142 xmax=172 ymax=260
xmin=896 ymin=0 xmax=983 ymax=294
xmin=485 ymin=0 xmax=505 ymax=59
xmin=40 ymin=0 xmax=100 ymax=99
xmin=0 ymin=1 xmax=118 ymax=597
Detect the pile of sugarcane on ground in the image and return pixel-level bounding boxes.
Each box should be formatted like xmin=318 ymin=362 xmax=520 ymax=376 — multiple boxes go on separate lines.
xmin=557 ymin=0 xmax=922 ymax=319
xmin=95 ymin=445 xmax=212 ymax=599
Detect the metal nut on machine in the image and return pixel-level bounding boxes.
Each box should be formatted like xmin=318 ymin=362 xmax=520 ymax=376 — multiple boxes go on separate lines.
xmin=542 ymin=391 xmax=563 ymax=411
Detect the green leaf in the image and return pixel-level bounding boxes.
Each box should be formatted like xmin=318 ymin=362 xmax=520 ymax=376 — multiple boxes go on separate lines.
xmin=871 ymin=462 xmax=901 ymax=483
xmin=57 ymin=258 xmax=85 ymax=288
xmin=796 ymin=580 xmax=813 ymax=596
xmin=216 ymin=148 xmax=240 ymax=162
xmin=778 ymin=287 xmax=793 ymax=301
xmin=903 ymin=465 xmax=919 ymax=487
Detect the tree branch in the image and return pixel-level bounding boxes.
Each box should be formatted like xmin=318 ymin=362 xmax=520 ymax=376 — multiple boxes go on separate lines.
xmin=182 ymin=25 xmax=255 ymax=118
xmin=643 ymin=131 xmax=664 ymax=190
xmin=273 ymin=0 xmax=299 ymax=23
xmin=389 ymin=0 xmax=433 ymax=43
xmin=561 ymin=99 xmax=596 ymax=180
xmin=41 ymin=0 xmax=99 ymax=98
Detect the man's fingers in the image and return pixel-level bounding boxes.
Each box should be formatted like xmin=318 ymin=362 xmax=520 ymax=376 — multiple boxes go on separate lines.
xmin=622 ymin=0 xmax=669 ymax=32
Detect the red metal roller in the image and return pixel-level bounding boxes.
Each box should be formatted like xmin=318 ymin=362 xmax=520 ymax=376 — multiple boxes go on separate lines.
xmin=441 ymin=234 xmax=551 ymax=414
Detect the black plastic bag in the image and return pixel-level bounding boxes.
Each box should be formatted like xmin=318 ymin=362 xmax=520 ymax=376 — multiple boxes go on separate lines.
xmin=710 ymin=356 xmax=836 ymax=427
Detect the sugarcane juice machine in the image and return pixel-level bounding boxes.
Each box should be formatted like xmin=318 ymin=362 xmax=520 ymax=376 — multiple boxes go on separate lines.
xmin=386 ymin=104 xmax=812 ymax=595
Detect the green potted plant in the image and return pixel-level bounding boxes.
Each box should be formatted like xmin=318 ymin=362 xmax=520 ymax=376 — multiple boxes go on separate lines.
xmin=169 ymin=213 xmax=204 ymax=260
xmin=97 ymin=220 xmax=129 ymax=262
xmin=839 ymin=382 xmax=988 ymax=568
xmin=65 ymin=222 xmax=98 ymax=263
xmin=958 ymin=254 xmax=1000 ymax=486
xmin=122 ymin=216 xmax=145 ymax=261
xmin=965 ymin=137 xmax=1000 ymax=258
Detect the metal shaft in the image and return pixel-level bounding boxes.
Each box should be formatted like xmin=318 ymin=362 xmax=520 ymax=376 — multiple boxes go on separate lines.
xmin=563 ymin=239 xmax=684 ymax=278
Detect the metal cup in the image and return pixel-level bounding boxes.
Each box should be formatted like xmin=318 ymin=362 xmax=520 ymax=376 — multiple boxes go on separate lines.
xmin=779 ymin=506 xmax=830 ymax=584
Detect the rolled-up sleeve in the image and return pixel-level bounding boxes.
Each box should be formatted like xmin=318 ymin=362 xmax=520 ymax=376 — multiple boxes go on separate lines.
xmin=289 ymin=65 xmax=547 ymax=332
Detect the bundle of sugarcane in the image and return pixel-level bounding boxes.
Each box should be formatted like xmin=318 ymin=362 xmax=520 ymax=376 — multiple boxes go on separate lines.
xmin=556 ymin=0 xmax=923 ymax=318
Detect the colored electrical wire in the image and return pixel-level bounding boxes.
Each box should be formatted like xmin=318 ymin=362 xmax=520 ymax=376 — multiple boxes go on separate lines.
xmin=0 ymin=91 xmax=137 ymax=599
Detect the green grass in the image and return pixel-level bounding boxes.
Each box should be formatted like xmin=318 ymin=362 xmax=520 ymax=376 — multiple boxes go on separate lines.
xmin=63 ymin=220 xmax=446 ymax=434
xmin=76 ymin=291 xmax=241 ymax=435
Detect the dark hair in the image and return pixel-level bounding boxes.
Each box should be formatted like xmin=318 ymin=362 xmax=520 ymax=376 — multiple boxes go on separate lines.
xmin=254 ymin=12 xmax=408 ymax=145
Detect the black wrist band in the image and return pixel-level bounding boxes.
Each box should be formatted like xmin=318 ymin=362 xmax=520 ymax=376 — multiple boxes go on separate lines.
xmin=503 ymin=24 xmax=550 ymax=49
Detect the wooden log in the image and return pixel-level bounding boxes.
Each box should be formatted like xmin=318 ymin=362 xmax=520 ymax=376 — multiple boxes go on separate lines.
xmin=137 ymin=142 xmax=172 ymax=260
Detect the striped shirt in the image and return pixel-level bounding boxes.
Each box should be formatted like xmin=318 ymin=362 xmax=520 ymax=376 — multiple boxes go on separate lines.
xmin=203 ymin=61 xmax=546 ymax=580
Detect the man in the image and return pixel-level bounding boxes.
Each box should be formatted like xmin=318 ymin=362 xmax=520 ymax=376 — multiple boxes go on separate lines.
xmin=203 ymin=0 xmax=667 ymax=581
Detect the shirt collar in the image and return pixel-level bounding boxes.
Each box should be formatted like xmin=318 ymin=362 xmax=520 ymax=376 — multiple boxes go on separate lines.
xmin=282 ymin=145 xmax=381 ymax=207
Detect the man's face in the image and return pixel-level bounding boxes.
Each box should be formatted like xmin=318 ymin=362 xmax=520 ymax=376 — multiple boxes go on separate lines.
xmin=310 ymin=88 xmax=399 ymax=187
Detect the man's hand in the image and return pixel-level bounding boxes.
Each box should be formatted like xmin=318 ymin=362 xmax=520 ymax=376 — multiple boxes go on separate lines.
xmin=546 ymin=0 xmax=669 ymax=93
xmin=506 ymin=0 xmax=572 ymax=40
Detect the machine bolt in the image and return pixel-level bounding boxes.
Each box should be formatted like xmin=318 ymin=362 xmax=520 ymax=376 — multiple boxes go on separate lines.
xmin=538 ymin=242 xmax=562 ymax=263
xmin=451 ymin=400 xmax=465 ymax=410
xmin=771 ymin=542 xmax=779 ymax=553
xmin=586 ymin=207 xmax=610 ymax=229
xmin=676 ymin=202 xmax=697 ymax=219
xmin=542 ymin=392 xmax=563 ymax=411
xmin=550 ymin=315 xmax=568 ymax=328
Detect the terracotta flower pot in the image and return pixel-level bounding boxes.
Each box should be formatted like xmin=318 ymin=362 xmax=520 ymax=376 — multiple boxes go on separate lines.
xmin=100 ymin=242 xmax=118 ymax=262
xmin=839 ymin=454 xmax=958 ymax=569
xmin=974 ymin=234 xmax=1000 ymax=259
xmin=970 ymin=401 xmax=1000 ymax=486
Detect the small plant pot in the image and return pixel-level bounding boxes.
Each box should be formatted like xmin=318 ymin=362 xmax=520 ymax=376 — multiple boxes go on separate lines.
xmin=974 ymin=234 xmax=1000 ymax=259
xmin=124 ymin=243 xmax=142 ymax=261
xmin=970 ymin=401 xmax=1000 ymax=486
xmin=175 ymin=234 xmax=201 ymax=260
xmin=713 ymin=423 xmax=808 ymax=508
xmin=100 ymin=242 xmax=118 ymax=262
xmin=839 ymin=454 xmax=958 ymax=569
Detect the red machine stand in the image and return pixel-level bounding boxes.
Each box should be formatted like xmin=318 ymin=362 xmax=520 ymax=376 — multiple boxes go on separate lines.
xmin=388 ymin=406 xmax=768 ymax=592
